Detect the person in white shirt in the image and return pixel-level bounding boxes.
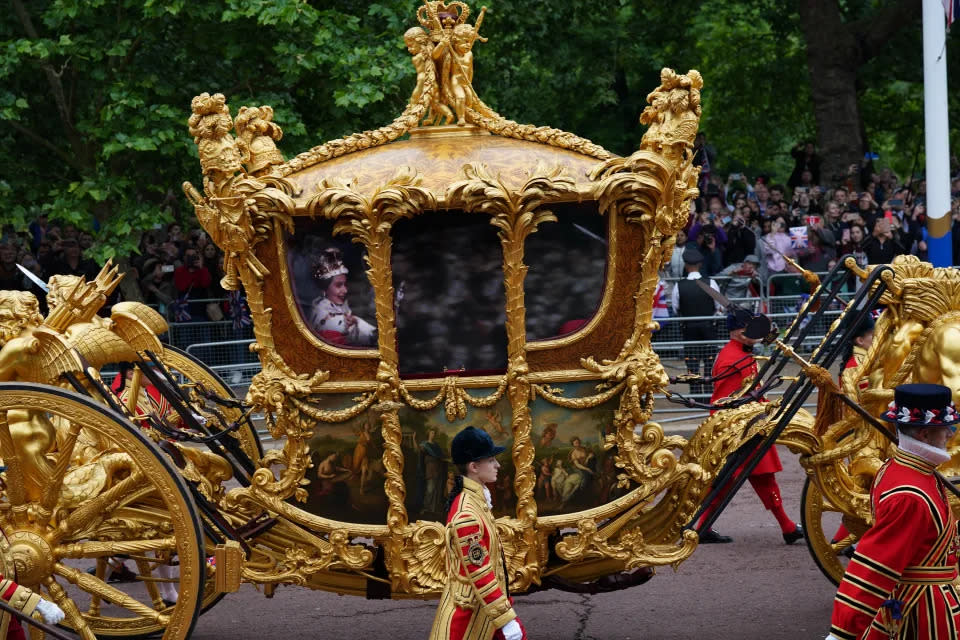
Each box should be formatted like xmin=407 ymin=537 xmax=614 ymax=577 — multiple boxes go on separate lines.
xmin=670 ymin=247 xmax=722 ymax=396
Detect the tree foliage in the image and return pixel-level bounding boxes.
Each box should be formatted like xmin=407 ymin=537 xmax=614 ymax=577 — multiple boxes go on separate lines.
xmin=0 ymin=0 xmax=954 ymax=259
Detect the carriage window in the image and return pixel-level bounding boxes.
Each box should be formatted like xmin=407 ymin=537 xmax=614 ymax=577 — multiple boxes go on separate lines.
xmin=286 ymin=220 xmax=378 ymax=348
xmin=525 ymin=202 xmax=607 ymax=341
xmin=393 ymin=211 xmax=506 ymax=375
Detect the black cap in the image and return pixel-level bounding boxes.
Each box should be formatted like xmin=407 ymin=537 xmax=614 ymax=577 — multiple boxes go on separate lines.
xmin=451 ymin=426 xmax=506 ymax=465
xmin=844 ymin=313 xmax=875 ymax=339
xmin=726 ymin=306 xmax=773 ymax=339
xmin=683 ymin=246 xmax=704 ymax=265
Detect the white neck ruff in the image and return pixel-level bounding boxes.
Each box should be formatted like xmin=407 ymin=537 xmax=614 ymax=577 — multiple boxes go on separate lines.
xmin=898 ymin=432 xmax=951 ymax=466
xmin=482 ymin=486 xmax=493 ymax=509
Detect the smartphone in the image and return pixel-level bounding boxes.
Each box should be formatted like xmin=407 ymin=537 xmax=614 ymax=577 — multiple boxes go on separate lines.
xmin=805 ymin=215 xmax=821 ymax=227
xmin=162 ymin=264 xmax=175 ymax=273
xmin=884 ymin=210 xmax=894 ymax=223
xmin=730 ymin=173 xmax=742 ymax=180
xmin=842 ymin=229 xmax=851 ymax=243
xmin=889 ymin=198 xmax=903 ymax=207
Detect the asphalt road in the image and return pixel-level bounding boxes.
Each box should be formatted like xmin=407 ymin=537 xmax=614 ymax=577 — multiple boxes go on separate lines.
xmin=189 ymin=446 xmax=835 ymax=640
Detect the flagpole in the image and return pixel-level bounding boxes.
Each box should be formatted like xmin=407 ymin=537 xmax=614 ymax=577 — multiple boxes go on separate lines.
xmin=923 ymin=0 xmax=952 ymax=266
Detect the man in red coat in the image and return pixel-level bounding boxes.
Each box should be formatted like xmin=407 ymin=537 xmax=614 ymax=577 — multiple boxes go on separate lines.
xmin=697 ymin=307 xmax=804 ymax=544
xmin=827 ymin=383 xmax=960 ymax=640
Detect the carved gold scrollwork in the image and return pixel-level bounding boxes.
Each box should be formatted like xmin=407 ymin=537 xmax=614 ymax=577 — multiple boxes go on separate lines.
xmin=305 ymin=167 xmax=436 ymax=583
xmin=447 ymin=162 xmax=576 ymax=589
xmin=400 ymin=522 xmax=448 ymax=592
xmin=399 ymin=376 xmax=508 ymax=422
xmin=556 ymin=516 xmax=698 ymax=571
xmin=532 ymin=381 xmax=627 ymax=409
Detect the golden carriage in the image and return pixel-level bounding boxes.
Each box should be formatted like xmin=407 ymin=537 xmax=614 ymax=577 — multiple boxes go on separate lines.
xmin=0 ymin=4 xmax=956 ymax=639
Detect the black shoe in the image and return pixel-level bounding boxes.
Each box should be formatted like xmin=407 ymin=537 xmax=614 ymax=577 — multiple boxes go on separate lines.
xmin=700 ymin=529 xmax=733 ymax=544
xmin=108 ymin=565 xmax=138 ymax=583
xmin=161 ymin=599 xmax=177 ymax=609
xmin=783 ymin=525 xmax=804 ymax=545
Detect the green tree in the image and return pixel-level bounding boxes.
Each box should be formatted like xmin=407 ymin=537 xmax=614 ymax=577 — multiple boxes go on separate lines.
xmin=2 ymin=0 xmax=956 ymax=266
xmin=2 ymin=0 xmax=415 ymax=261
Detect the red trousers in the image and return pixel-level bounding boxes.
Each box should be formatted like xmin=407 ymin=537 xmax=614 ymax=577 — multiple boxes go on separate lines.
xmin=7 ymin=618 xmax=24 ymax=640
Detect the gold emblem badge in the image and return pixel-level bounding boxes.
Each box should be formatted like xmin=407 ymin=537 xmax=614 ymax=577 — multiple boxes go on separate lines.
xmin=467 ymin=535 xmax=486 ymax=566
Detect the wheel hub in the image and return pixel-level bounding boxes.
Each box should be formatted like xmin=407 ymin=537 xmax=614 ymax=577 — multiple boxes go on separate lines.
xmin=7 ymin=531 xmax=54 ymax=586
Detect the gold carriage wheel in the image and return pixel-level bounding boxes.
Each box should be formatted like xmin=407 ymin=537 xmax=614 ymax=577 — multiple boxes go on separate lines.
xmin=152 ymin=345 xmax=259 ymax=620
xmin=0 ymin=383 xmax=205 ymax=640
xmin=800 ymin=477 xmax=864 ymax=586
xmin=159 ymin=345 xmax=263 ymax=463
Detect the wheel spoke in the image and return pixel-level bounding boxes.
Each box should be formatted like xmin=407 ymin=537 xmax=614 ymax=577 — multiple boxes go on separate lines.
xmin=39 ymin=421 xmax=83 ymax=521
xmin=43 ymin=576 xmax=97 ymax=640
xmin=53 ymin=563 xmax=169 ymax=625
xmin=87 ymin=558 xmax=106 ymax=617
xmin=54 ymin=471 xmax=143 ymax=542
xmin=0 ymin=412 xmax=31 ymax=520
xmin=57 ymin=537 xmax=177 ymax=559
xmin=135 ymin=558 xmax=164 ymax=611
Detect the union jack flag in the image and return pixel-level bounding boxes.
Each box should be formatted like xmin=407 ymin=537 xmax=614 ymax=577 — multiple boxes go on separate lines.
xmin=788 ymin=226 xmax=809 ymax=250
xmin=946 ymin=0 xmax=960 ymax=27
xmin=653 ymin=281 xmax=669 ymax=319
xmin=228 ymin=290 xmax=252 ymax=330
xmin=170 ymin=293 xmax=191 ymax=323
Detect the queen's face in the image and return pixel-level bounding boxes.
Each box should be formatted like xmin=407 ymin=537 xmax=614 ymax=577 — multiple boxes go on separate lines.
xmin=326 ymin=274 xmax=348 ymax=305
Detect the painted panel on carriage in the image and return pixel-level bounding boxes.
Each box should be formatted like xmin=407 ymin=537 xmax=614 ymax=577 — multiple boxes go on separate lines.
xmin=302 ymin=380 xmax=621 ymax=524
xmin=285 ymin=219 xmax=379 ymax=349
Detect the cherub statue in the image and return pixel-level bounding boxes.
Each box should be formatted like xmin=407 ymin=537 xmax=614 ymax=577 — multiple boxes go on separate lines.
xmin=234 ymin=105 xmax=285 ymax=176
xmin=183 ymin=93 xmax=266 ymax=290
xmin=639 ymin=68 xmax=704 ymax=161
xmin=404 ymin=26 xmax=454 ymax=125
xmin=420 ymin=2 xmax=488 ymax=126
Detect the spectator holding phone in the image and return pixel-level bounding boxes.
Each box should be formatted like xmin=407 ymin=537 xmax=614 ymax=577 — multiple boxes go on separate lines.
xmin=861 ymin=218 xmax=905 ymax=264
xmin=798 ymin=217 xmax=836 ymax=272
xmin=687 ymin=202 xmax=729 ymax=248
xmin=856 ymin=191 xmax=880 ymax=230
xmin=140 ymin=257 xmax=177 ymax=308
xmin=722 ymin=209 xmax=756 ymax=266
xmin=823 ymin=201 xmax=845 ymax=248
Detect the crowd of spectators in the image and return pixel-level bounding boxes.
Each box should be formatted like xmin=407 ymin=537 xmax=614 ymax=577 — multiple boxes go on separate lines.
xmin=4 ymin=138 xmax=960 ymax=336
xmin=675 ymin=136 xmax=960 ymax=309
xmin=0 ymin=217 xmax=229 ymax=321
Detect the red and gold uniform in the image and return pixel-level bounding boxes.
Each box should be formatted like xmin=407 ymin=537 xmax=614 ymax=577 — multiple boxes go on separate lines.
xmin=841 ymin=345 xmax=870 ymax=395
xmin=705 ymin=338 xmax=800 ymax=540
xmin=711 ymin=339 xmax=782 ymax=475
xmin=111 ymin=373 xmax=182 ymax=429
xmin=429 ymin=477 xmax=525 ymax=640
xmin=829 ymin=445 xmax=960 ymax=639
xmin=0 ymin=536 xmax=47 ymax=640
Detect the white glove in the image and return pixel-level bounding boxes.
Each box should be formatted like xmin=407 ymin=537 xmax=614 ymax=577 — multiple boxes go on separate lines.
xmin=35 ymin=598 xmax=65 ymax=625
xmin=501 ymin=619 xmax=523 ymax=640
